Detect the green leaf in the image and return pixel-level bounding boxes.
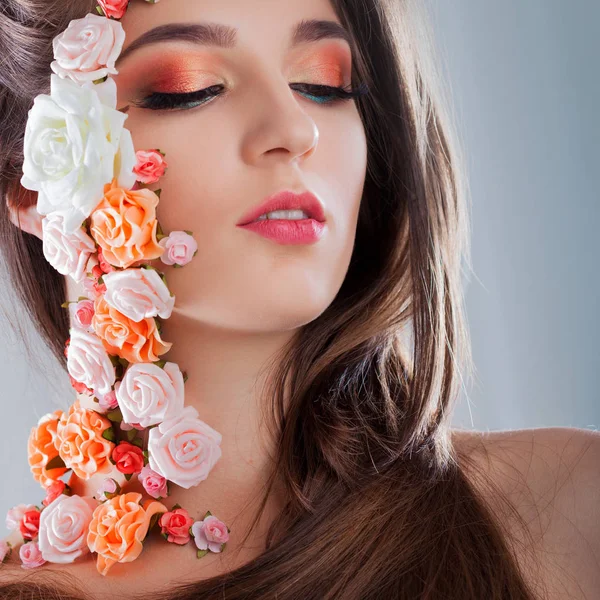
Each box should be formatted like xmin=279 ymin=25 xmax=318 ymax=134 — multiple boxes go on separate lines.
xmin=204 ymin=510 xmax=212 ymax=518
xmin=95 ymin=5 xmax=104 ymax=15
xmin=172 ymin=503 xmax=182 ymax=510
xmin=107 ymin=408 xmax=123 ymax=422
xmin=162 ymin=532 xmax=169 ymax=541
xmin=126 ymin=428 xmax=137 ymax=442
xmin=153 ymin=359 xmax=166 ymax=369
xmin=45 ymin=455 xmax=66 ymax=470
xmin=92 ymin=75 xmax=108 ymax=85
xmin=183 ymin=230 xmax=193 ymax=236
xmin=196 ymin=549 xmax=209 ymax=559
xmin=102 ymin=428 xmax=116 ymax=442
xmin=154 ymin=189 xmax=162 ymax=199
xmin=173 ymin=263 xmax=182 ymax=269
xmin=124 ymin=472 xmax=132 ymax=481
xmin=188 ymin=526 xmax=194 ymax=537
xmin=182 ymin=372 xmax=188 ymax=384
xmin=143 ymin=450 xmax=149 ymax=458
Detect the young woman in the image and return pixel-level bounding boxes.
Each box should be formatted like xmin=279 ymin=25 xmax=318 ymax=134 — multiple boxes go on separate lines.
xmin=0 ymin=0 xmax=597 ymax=598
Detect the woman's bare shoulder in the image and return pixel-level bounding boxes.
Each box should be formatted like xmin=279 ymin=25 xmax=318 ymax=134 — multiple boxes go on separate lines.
xmin=452 ymin=426 xmax=600 ymax=600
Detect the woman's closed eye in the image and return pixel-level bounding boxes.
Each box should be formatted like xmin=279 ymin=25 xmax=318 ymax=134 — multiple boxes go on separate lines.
xmin=130 ymin=82 xmax=370 ymax=111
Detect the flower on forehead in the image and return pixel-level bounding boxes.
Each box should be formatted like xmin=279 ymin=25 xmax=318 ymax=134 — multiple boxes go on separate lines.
xmin=159 ymin=231 xmax=198 ymax=267
xmin=133 ymin=149 xmax=168 ymax=184
xmin=87 ymin=492 xmax=168 ymax=576
xmin=38 ymin=494 xmax=98 ymax=564
xmin=6 ymin=504 xmax=38 ymax=532
xmin=20 ymin=75 xmax=136 ymax=233
xmin=103 ymin=267 xmax=174 ymax=323
xmin=115 ymin=361 xmax=184 ymax=427
xmin=97 ymin=0 xmax=130 ymax=20
xmin=90 ymin=178 xmax=165 ymax=269
xmin=41 ymin=213 xmax=96 ymax=282
xmin=66 ymin=327 xmax=116 ymax=396
xmin=148 ymin=406 xmax=222 ymax=489
xmin=92 ymin=295 xmax=172 ymax=364
xmin=27 ymin=410 xmax=68 ymax=488
xmin=20 ymin=541 xmax=46 ymax=569
xmin=50 ymin=13 xmax=125 ymax=84
xmin=19 ymin=508 xmax=41 ymax=541
xmin=55 ymin=400 xmax=115 ymax=480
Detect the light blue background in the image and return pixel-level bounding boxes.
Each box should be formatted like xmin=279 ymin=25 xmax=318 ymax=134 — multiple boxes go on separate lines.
xmin=2 ymin=0 xmax=598 ymax=531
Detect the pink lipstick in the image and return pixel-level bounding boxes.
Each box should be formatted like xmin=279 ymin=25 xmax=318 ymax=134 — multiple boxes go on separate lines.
xmin=236 ymin=190 xmax=327 ymax=245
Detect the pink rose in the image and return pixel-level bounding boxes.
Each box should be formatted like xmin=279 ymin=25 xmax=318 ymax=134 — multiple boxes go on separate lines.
xmin=139 ymin=465 xmax=168 ymax=499
xmin=159 ymin=231 xmax=198 ymax=267
xmin=95 ymin=477 xmax=121 ymax=501
xmin=98 ymin=0 xmax=129 ymax=19
xmin=20 ymin=541 xmax=46 ymax=569
xmin=0 ymin=540 xmax=11 ymax=563
xmin=97 ymin=390 xmax=119 ymax=412
xmin=148 ymin=406 xmax=222 ymax=489
xmin=69 ymin=299 xmax=95 ymax=330
xmin=19 ymin=508 xmax=41 ymax=541
xmin=6 ymin=504 xmax=37 ymax=531
xmin=42 ymin=480 xmax=68 ymax=507
xmin=133 ymin=150 xmax=168 ymax=184
xmin=38 ymin=494 xmax=98 ymax=564
xmin=50 ymin=14 xmax=125 ymax=84
xmin=158 ymin=508 xmax=194 ymax=545
xmin=191 ymin=515 xmax=229 ymax=553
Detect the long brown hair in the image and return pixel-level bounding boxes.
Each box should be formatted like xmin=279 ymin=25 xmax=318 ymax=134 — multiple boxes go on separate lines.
xmin=0 ymin=0 xmax=545 ymax=598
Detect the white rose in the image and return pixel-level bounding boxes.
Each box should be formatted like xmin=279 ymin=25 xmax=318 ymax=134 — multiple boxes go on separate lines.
xmin=41 ymin=213 xmax=96 ymax=282
xmin=20 ymin=74 xmax=136 ymax=233
xmin=67 ymin=327 xmax=116 ymax=396
xmin=115 ymin=362 xmax=185 ymax=428
xmin=148 ymin=406 xmax=222 ymax=489
xmin=38 ymin=494 xmax=98 ymax=564
xmin=103 ymin=267 xmax=175 ymax=322
xmin=50 ymin=14 xmax=125 ymax=84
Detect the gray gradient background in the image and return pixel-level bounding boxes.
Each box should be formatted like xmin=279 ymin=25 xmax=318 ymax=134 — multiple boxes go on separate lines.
xmin=1 ymin=1 xmax=598 ymax=529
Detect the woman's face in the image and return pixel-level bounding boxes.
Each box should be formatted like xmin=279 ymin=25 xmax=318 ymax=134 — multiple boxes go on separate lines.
xmin=114 ymin=0 xmax=367 ymax=332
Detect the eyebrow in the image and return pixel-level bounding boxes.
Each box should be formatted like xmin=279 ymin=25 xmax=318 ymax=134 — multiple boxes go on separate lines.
xmin=116 ymin=19 xmax=355 ymax=66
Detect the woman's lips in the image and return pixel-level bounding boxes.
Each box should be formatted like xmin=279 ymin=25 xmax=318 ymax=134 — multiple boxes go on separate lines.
xmin=237 ymin=218 xmax=326 ymax=245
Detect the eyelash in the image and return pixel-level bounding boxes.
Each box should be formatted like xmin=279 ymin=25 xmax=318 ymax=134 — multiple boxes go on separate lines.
xmin=131 ymin=81 xmax=370 ymax=111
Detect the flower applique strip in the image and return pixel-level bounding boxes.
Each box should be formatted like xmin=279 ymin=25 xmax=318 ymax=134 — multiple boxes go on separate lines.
xmin=4 ymin=0 xmax=230 ymax=577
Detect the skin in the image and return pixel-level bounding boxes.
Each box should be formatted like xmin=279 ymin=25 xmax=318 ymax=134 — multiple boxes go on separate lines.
xmin=8 ymin=0 xmax=367 ymax=590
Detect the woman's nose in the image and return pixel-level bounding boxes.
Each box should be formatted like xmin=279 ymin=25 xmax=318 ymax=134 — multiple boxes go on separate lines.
xmin=240 ymin=75 xmax=319 ymax=167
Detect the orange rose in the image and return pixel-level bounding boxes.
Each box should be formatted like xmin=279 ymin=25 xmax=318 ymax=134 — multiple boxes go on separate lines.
xmin=27 ymin=410 xmax=68 ymax=488
xmin=55 ymin=400 xmax=115 ymax=480
xmin=89 ymin=178 xmax=164 ymax=269
xmin=92 ymin=295 xmax=172 ymax=363
xmin=87 ymin=492 xmax=168 ymax=576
